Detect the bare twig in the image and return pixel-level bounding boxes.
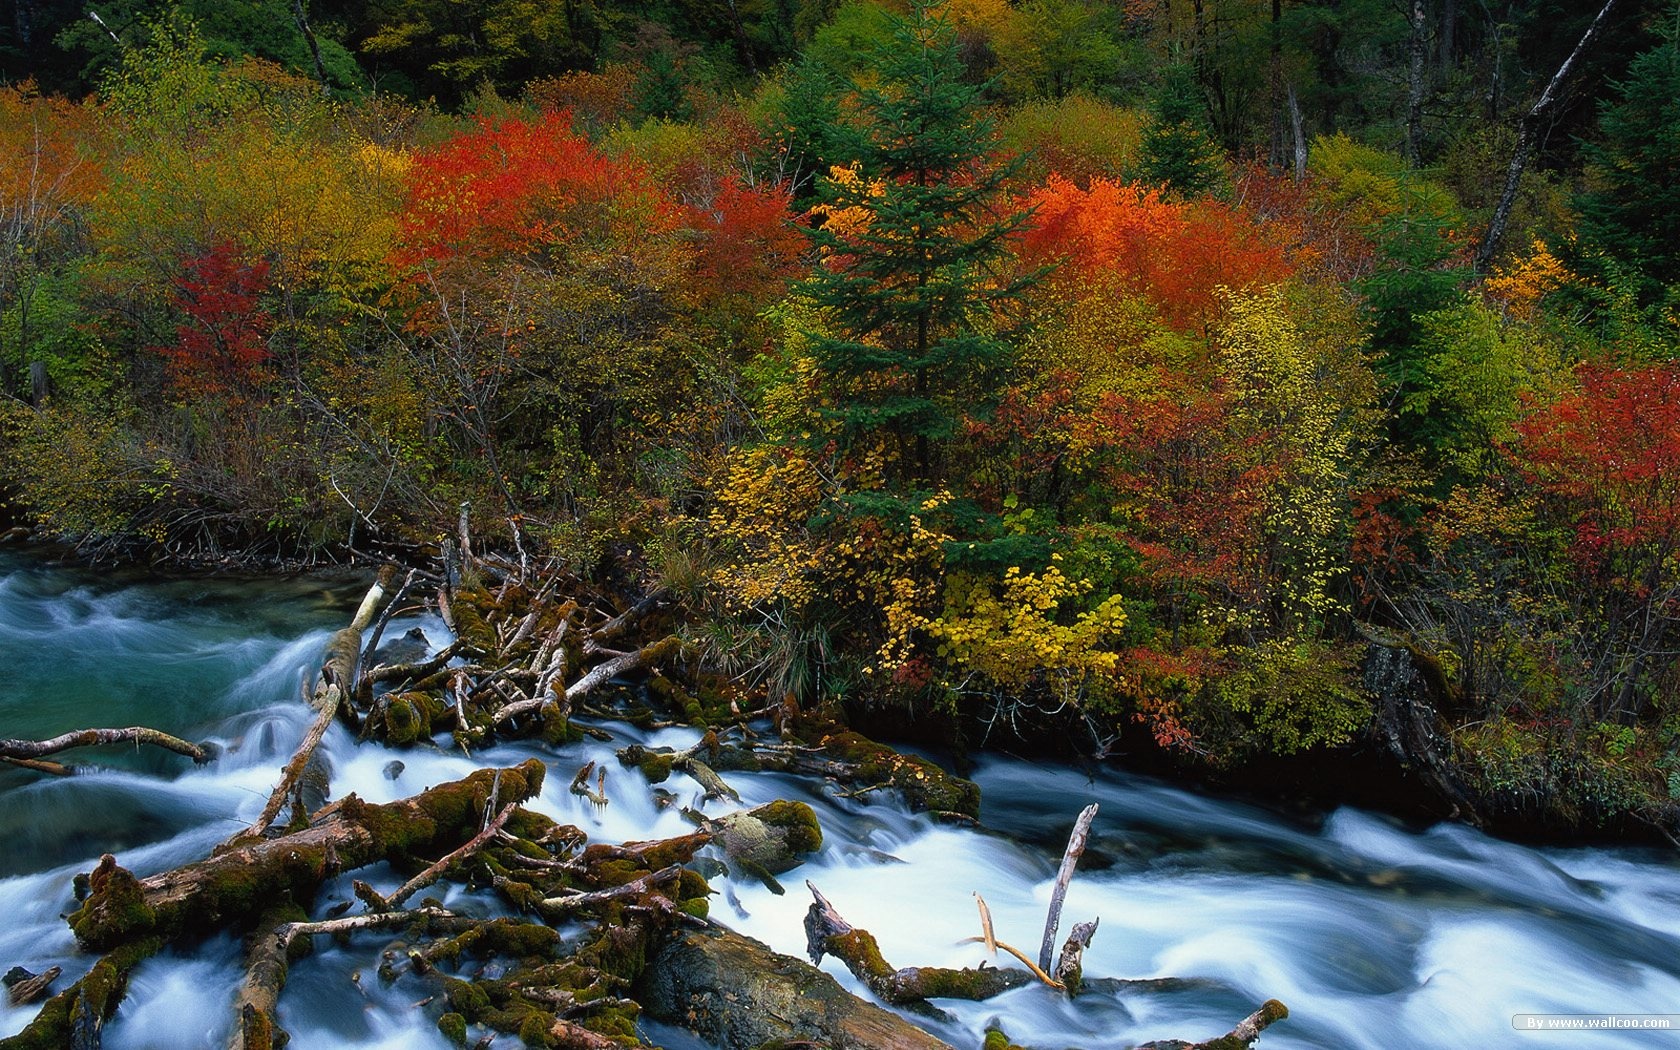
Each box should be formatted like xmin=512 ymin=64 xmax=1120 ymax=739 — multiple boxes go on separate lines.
xmin=379 ymin=801 xmax=521 ymax=912
xmin=535 ymin=865 xmax=683 ymax=921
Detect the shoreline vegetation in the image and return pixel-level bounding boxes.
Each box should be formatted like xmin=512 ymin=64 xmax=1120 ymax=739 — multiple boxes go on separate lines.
xmin=3 ymin=0 xmax=1680 ymax=874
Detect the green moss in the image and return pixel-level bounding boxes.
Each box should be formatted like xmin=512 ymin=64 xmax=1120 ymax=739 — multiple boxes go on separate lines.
xmin=755 ymin=800 xmax=823 ymax=855
xmin=586 ymin=859 xmax=644 ymax=888
xmin=621 ymin=831 xmax=707 ymax=870
xmin=587 ymin=1002 xmax=640 ymax=1039
xmin=516 ymin=1010 xmax=555 ymax=1046
xmin=4 ymin=986 xmax=73 ymax=1050
xmin=575 ymin=925 xmax=648 ymax=980
xmin=8 ymin=937 xmax=164 ymax=1049
xmin=491 ymin=874 xmax=544 ymax=912
xmin=69 ymin=859 xmax=157 ymax=947
xmin=675 ymin=868 xmax=712 ymax=904
xmin=450 ymin=588 xmax=499 ymax=653
xmin=983 ymin=1028 xmax=1020 ymax=1050
xmin=443 ymin=977 xmax=492 ymax=1019
xmin=505 ymin=808 xmax=560 ymax=842
xmin=383 ymin=693 xmax=425 ymax=746
xmin=618 ymin=744 xmax=675 ymax=784
xmin=539 ymin=704 xmax=576 ymax=745
xmin=437 ymin=1012 xmax=469 ymax=1047
xmin=678 ymin=897 xmax=710 ymax=920
xmin=792 ymin=716 xmax=981 ymax=817
xmin=912 ymin=966 xmax=1009 ymax=999
xmin=829 ymin=930 xmax=893 ymax=982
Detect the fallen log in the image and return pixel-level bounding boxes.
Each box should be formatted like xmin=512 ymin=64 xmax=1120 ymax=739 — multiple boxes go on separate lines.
xmin=0 ymin=727 xmax=207 ymax=765
xmin=69 ymin=760 xmax=547 ymax=952
xmin=318 ymin=565 xmax=396 ymax=709
xmin=239 ymin=682 xmax=343 ymax=841
xmin=1 ymin=938 xmax=161 ymax=1050
xmin=803 ymin=883 xmax=1032 ymax=1004
xmin=619 ymin=720 xmax=979 ymax=818
xmin=237 ymin=569 xmax=400 ymax=841
xmin=637 ymin=922 xmax=952 ymax=1050
xmin=373 ymin=799 xmax=521 ymax=912
xmin=701 ymin=800 xmax=824 ymax=888
xmin=3 ymin=967 xmax=61 ymax=1007
xmin=536 ymin=865 xmax=684 ymax=922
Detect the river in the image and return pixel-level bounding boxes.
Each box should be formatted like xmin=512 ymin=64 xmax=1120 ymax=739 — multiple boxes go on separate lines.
xmin=1 ymin=552 xmax=1677 ymax=1049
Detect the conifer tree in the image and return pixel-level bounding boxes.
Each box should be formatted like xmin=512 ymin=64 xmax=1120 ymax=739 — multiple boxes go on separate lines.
xmin=802 ymin=0 xmax=1034 ymax=492
xmin=1138 ymin=64 xmax=1225 ymax=198
xmin=1574 ymin=32 xmax=1680 ymax=313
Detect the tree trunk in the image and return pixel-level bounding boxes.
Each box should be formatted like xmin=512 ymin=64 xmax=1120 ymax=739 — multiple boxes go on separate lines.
xmin=1474 ymin=0 xmax=1621 ymax=273
xmin=1269 ymin=0 xmax=1284 ymax=168
xmin=1288 ymin=83 xmax=1308 ymax=179
xmin=1405 ymin=0 xmax=1429 ymax=166
xmin=67 ymin=760 xmax=546 ymax=951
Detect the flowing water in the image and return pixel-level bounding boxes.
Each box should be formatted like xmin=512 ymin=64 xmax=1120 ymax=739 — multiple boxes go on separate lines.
xmin=2 ymin=551 xmax=1678 ymax=1049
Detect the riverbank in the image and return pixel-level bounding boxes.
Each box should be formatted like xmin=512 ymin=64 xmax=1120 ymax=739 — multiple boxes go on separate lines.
xmin=4 ymin=528 xmax=1673 ymax=852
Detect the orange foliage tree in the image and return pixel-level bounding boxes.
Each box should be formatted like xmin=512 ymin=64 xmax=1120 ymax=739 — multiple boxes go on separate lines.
xmin=1017 ymin=175 xmax=1294 ymax=332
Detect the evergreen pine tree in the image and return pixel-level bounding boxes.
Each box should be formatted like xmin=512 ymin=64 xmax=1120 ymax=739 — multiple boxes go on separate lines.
xmin=1138 ymin=64 xmax=1225 ymax=197
xmin=1574 ymin=34 xmax=1680 ymax=313
xmin=802 ymin=1 xmax=1033 ymax=492
xmin=769 ymin=54 xmax=846 ymax=199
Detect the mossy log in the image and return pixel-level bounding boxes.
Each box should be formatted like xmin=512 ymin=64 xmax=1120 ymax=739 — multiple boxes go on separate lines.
xmin=803 ymin=883 xmax=1031 ymax=1005
xmin=619 ymin=721 xmax=980 ymax=819
xmin=637 ymin=923 xmax=952 ymax=1050
xmin=1136 ymin=999 xmax=1290 ymax=1049
xmin=67 ymin=760 xmax=547 ymax=951
xmin=0 ymin=938 xmax=161 ymax=1050
xmin=702 ymin=800 xmax=823 ymax=880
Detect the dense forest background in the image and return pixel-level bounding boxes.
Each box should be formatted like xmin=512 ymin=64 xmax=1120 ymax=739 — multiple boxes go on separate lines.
xmin=2 ymin=0 xmax=1678 ymax=836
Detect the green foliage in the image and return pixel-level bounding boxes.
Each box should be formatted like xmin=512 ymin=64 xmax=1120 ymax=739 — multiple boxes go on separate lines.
xmin=0 ymin=267 xmax=114 ymax=402
xmin=1574 ymin=33 xmax=1680 ymax=315
xmin=633 ymin=48 xmax=695 ymax=123
xmin=998 ymin=93 xmax=1145 ymax=184
xmin=1400 ymin=300 xmax=1570 ymax=479
xmin=54 ymin=0 xmax=361 ymax=93
xmin=991 ymin=0 xmax=1128 ymax=101
xmin=1137 ymin=65 xmax=1224 ymax=197
xmin=1209 ymin=640 xmax=1371 ymax=755
xmin=0 ymin=398 xmax=155 ymax=541
xmin=1313 ymin=135 xmax=1471 ymax=403
xmin=804 ymin=1 xmax=896 ymax=77
xmin=755 ymin=55 xmax=847 ymax=196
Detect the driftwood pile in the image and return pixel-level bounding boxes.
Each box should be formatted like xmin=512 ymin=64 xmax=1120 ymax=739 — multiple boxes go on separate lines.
xmin=0 ymin=528 xmax=1290 ymax=1050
